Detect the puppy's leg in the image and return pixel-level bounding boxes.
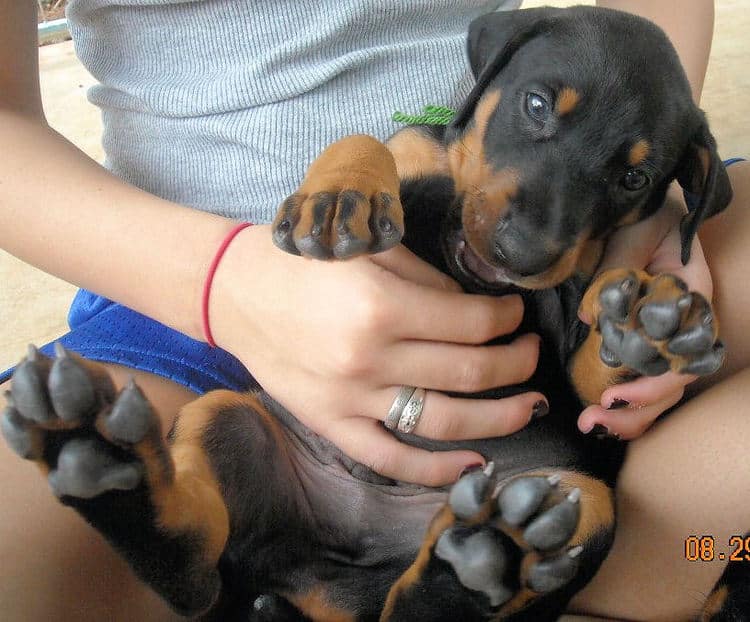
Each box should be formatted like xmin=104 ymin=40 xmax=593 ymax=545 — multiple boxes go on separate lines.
xmin=571 ymin=269 xmax=725 ymax=405
xmin=272 ymin=135 xmax=404 ymax=259
xmin=1 ymin=345 xmax=281 ymax=617
xmin=698 ymin=539 xmax=750 ymax=621
xmin=272 ymin=125 xmax=451 ymax=260
xmin=380 ymin=467 xmax=615 ymax=622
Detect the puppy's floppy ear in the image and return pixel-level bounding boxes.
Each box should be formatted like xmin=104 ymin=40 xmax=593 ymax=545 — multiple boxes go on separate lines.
xmin=676 ymin=113 xmax=733 ymax=265
xmin=449 ymin=8 xmax=561 ymax=132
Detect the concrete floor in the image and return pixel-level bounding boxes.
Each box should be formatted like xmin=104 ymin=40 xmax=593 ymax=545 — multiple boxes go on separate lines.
xmin=1 ymin=2 xmax=748 ymax=373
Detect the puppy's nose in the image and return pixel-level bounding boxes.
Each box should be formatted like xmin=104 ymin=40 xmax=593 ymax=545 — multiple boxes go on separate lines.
xmin=493 ymin=219 xmax=562 ymax=277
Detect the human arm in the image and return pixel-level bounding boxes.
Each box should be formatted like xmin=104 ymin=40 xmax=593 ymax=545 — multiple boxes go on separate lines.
xmin=580 ymin=0 xmax=716 ymax=438
xmin=577 ymin=189 xmax=713 ymax=439
xmin=2 ymin=0 xmax=545 ymax=486
xmin=596 ymin=0 xmax=714 ymax=103
xmin=0 ymin=1 xmax=233 ymax=341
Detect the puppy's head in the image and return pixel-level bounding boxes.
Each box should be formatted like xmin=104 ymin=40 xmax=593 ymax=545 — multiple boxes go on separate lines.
xmin=443 ymin=6 xmax=732 ymax=292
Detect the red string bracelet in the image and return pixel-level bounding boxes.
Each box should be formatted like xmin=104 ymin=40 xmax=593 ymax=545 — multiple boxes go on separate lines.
xmin=201 ymin=222 xmax=253 ymax=347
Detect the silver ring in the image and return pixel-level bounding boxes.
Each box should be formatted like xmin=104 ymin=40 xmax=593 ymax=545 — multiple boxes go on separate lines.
xmin=397 ymin=387 xmax=426 ymax=434
xmin=385 ymin=385 xmax=416 ymax=430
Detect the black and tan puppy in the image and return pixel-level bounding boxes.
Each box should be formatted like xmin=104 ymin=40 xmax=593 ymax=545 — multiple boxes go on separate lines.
xmin=1 ymin=7 xmax=738 ymax=622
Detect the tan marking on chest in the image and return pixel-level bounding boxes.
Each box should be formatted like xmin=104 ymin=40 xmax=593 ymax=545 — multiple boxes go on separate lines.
xmin=387 ymin=128 xmax=449 ymax=180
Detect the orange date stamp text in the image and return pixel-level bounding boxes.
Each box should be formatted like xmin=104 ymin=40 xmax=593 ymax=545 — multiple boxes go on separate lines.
xmin=684 ymin=535 xmax=750 ymax=562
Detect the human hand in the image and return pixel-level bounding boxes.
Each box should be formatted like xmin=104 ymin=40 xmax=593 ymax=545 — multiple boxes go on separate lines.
xmin=577 ymin=187 xmax=713 ymax=439
xmin=211 ymin=224 xmax=546 ymax=487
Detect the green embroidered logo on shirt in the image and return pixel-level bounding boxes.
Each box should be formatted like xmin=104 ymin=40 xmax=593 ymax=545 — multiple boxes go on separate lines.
xmin=392 ymin=105 xmax=456 ymax=126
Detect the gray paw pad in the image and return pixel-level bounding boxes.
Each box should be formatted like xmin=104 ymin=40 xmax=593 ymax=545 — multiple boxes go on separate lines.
xmin=1 ymin=399 xmax=44 ymax=460
xmin=105 ymin=380 xmax=157 ymax=444
xmin=48 ymin=345 xmax=98 ymax=424
xmin=599 ymin=275 xmax=638 ymax=322
xmin=497 ymin=475 xmax=554 ymax=527
xmin=435 ymin=527 xmax=513 ymax=607
xmin=449 ymin=466 xmax=492 ymax=521
xmin=11 ymin=347 xmax=55 ymax=424
xmin=527 ymin=546 xmax=583 ymax=593
xmin=683 ymin=342 xmax=725 ymax=375
xmin=48 ymin=437 xmax=143 ymax=499
xmin=618 ymin=329 xmax=669 ymax=376
xmin=522 ymin=489 xmax=581 ymax=552
xmin=638 ymin=295 xmax=690 ymax=340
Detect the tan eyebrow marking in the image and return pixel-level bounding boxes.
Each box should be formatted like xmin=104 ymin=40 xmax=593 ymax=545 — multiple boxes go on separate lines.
xmin=628 ymin=139 xmax=651 ymax=166
xmin=557 ymin=87 xmax=580 ymax=116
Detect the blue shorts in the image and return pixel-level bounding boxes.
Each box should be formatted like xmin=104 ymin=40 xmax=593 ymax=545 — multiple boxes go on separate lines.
xmin=1 ymin=158 xmax=745 ymax=395
xmin=0 ymin=289 xmax=253 ymax=395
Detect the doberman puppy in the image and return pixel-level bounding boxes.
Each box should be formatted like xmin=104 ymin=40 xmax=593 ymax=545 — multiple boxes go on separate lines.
xmin=1 ymin=6 xmax=739 ymax=622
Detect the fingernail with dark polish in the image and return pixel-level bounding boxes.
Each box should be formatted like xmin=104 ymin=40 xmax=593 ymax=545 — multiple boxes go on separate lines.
xmin=588 ymin=423 xmax=621 ymax=441
xmin=607 ymin=398 xmax=630 ymax=410
xmin=531 ymin=400 xmax=549 ymax=420
xmin=458 ymin=463 xmax=484 ymax=479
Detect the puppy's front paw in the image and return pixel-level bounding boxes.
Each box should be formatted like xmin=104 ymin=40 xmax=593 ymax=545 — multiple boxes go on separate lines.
xmin=272 ymin=135 xmax=404 ymax=259
xmin=592 ymin=270 xmax=724 ymax=376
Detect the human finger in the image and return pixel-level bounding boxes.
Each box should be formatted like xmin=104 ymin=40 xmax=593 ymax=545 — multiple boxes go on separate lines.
xmin=329 ymin=417 xmax=486 ymax=487
xmin=598 ymin=371 xmax=696 ymax=410
xmin=387 ymin=281 xmax=525 ymax=344
xmin=373 ymin=386 xmax=547 ymax=441
xmin=371 ymin=244 xmax=463 ymax=292
xmin=385 ymin=333 xmax=540 ymax=393
xmin=578 ymin=389 xmax=684 ymax=441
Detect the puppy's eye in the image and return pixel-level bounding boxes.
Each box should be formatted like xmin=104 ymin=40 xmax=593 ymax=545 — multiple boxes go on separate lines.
xmin=621 ymin=169 xmax=650 ymax=191
xmin=525 ymin=92 xmax=551 ymax=122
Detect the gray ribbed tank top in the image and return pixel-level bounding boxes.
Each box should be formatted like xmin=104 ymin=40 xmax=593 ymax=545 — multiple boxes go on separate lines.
xmin=67 ymin=0 xmax=520 ymax=222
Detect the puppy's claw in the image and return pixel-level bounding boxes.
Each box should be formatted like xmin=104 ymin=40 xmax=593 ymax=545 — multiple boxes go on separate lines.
xmin=527 ymin=547 xmax=582 ymax=593
xmin=450 ymin=467 xmax=492 ymax=521
xmin=522 ymin=491 xmax=581 ymax=552
xmin=49 ymin=350 xmax=97 ymax=424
